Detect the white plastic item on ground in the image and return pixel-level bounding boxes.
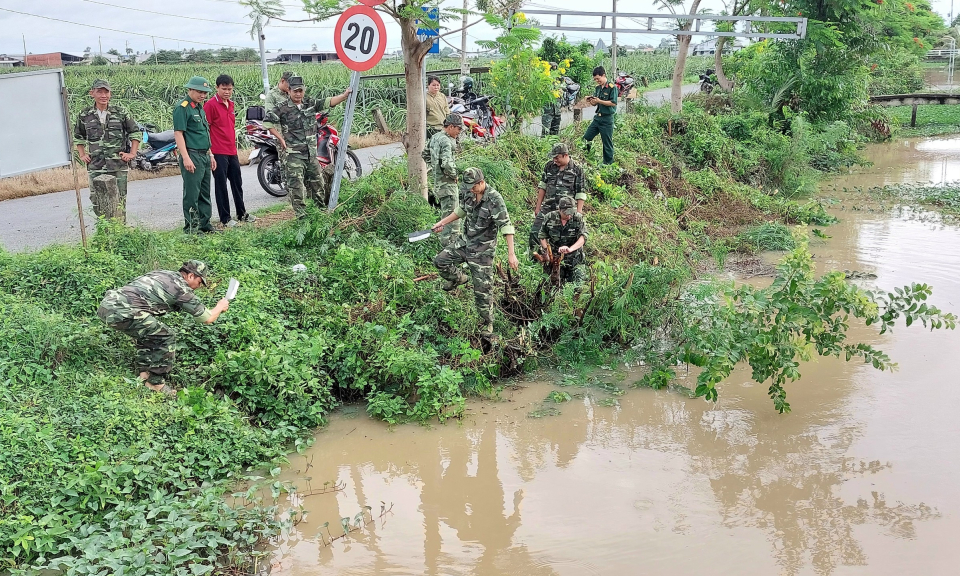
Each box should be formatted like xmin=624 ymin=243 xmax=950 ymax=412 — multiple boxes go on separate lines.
xmin=292 ymin=264 xmax=307 ymax=273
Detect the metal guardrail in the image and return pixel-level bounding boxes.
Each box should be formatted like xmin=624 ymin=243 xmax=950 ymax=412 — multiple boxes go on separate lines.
xmin=360 ymin=66 xmax=490 ymax=82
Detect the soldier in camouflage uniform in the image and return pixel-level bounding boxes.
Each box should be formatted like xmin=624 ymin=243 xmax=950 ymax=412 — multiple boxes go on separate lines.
xmin=264 ymin=71 xmax=293 ymax=174
xmin=541 ymin=63 xmax=562 ymax=137
xmin=421 ymin=113 xmax=462 ymax=247
xmin=97 ymin=260 xmax=230 ymax=395
xmin=264 ymin=76 xmax=351 ymax=217
xmin=432 ymin=167 xmax=519 ymax=338
xmin=538 ymin=196 xmax=589 ymax=284
xmin=529 ymin=142 xmax=586 ymax=253
xmin=74 ymin=79 xmax=142 ymax=222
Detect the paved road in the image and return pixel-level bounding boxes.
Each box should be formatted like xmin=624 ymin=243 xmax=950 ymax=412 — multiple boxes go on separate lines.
xmin=0 ymin=84 xmax=696 ymax=253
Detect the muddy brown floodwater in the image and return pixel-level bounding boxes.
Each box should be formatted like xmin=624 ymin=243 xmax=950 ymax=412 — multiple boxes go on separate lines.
xmin=268 ymin=137 xmax=960 ymax=576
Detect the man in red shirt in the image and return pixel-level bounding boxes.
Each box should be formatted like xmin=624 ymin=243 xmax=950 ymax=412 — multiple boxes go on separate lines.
xmin=204 ymin=74 xmax=256 ymax=227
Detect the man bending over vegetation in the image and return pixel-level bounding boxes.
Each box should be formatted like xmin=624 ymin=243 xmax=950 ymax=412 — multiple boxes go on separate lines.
xmin=97 ymin=261 xmax=229 ymax=395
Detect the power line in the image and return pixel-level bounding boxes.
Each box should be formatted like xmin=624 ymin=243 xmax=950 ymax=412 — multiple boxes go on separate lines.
xmin=77 ymin=0 xmax=333 ymax=29
xmin=0 ymin=7 xmax=253 ymax=48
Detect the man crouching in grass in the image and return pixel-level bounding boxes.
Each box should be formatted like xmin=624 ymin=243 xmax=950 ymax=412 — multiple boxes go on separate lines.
xmin=97 ymin=260 xmax=229 ymax=395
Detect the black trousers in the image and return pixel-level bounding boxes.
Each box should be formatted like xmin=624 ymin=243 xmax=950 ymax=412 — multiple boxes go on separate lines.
xmin=212 ymin=154 xmax=247 ymax=223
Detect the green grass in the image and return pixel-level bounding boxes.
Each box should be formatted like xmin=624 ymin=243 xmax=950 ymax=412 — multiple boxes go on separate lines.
xmin=889 ymin=104 xmax=960 ymax=137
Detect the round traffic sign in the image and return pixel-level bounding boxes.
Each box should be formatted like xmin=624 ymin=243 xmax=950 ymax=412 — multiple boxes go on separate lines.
xmin=356 ymin=0 xmax=387 ymax=6
xmin=334 ymin=5 xmax=387 ymax=72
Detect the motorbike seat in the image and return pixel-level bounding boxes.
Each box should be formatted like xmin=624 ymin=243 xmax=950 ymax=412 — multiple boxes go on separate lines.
xmin=468 ymin=96 xmax=490 ymax=107
xmin=146 ymin=130 xmax=175 ymax=147
xmin=566 ymin=83 xmax=580 ymax=93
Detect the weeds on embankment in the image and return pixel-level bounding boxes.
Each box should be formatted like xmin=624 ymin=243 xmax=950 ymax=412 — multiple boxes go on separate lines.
xmin=2 ymin=96 xmax=954 ymax=573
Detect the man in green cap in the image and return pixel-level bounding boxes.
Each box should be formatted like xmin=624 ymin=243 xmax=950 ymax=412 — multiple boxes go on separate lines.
xmin=432 ymin=167 xmax=519 ymax=339
xmin=529 ymin=142 xmax=585 ymax=253
xmin=74 ymin=79 xmax=142 ymax=222
xmin=583 ymin=66 xmax=618 ymax=165
xmin=421 ymin=112 xmax=462 ymax=247
xmin=97 ymin=261 xmax=230 ymax=395
xmin=173 ymin=76 xmax=217 ymax=233
xmin=538 ymin=196 xmax=588 ymax=284
xmin=264 ymin=75 xmax=351 ymax=216
xmin=265 ymin=70 xmax=294 ymax=110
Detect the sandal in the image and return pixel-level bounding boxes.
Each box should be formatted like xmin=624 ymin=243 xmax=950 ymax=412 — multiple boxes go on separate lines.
xmin=158 ymin=384 xmax=178 ymax=397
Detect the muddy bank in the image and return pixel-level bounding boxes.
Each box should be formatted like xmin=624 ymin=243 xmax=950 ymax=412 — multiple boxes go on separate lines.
xmin=265 ymin=137 xmax=960 ymax=575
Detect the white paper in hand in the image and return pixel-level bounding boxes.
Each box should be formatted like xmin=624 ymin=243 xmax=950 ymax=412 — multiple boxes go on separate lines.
xmin=225 ymin=278 xmax=240 ymax=300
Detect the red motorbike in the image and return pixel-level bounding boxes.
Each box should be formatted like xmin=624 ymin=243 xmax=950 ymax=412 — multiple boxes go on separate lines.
xmin=449 ymin=95 xmax=506 ymax=141
xmin=246 ymin=108 xmax=362 ymax=197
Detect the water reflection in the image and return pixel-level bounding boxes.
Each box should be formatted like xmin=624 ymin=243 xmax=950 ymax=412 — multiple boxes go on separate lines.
xmin=269 ymin=138 xmax=960 ymax=575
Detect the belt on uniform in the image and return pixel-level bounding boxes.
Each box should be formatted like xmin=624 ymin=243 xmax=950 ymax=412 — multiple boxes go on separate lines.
xmin=186 ymin=148 xmax=209 ymax=154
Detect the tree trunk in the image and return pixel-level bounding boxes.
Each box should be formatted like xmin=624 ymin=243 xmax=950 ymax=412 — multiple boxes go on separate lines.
xmin=670 ymin=35 xmax=692 ymax=113
xmin=401 ymin=19 xmax=430 ymax=199
xmin=669 ymin=0 xmax=703 ymax=114
xmin=714 ymin=37 xmax=734 ymax=90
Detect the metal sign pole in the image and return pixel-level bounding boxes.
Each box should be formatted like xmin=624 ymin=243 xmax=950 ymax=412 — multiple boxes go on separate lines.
xmin=327 ymin=70 xmax=362 ymax=212
xmin=60 ymin=82 xmax=88 ymax=248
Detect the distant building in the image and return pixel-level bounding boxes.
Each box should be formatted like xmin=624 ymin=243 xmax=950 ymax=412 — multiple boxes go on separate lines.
xmin=685 ymin=38 xmax=746 ymax=57
xmin=25 ymin=52 xmax=85 ymax=67
xmin=0 ymin=55 xmax=23 ymax=67
xmin=268 ymin=50 xmax=339 ymax=64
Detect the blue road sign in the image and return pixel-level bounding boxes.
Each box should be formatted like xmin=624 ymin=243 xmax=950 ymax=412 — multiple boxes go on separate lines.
xmin=417 ymin=7 xmax=440 ymax=53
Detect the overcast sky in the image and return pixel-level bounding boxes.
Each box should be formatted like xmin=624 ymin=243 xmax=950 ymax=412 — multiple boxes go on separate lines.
xmin=0 ymin=0 xmax=954 ymax=57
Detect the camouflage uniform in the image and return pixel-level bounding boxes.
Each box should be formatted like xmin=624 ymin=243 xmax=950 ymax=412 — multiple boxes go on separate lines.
xmin=97 ymin=265 xmax=211 ymax=382
xmin=74 ymin=97 xmax=142 ymax=221
xmin=264 ymin=76 xmax=291 ymax=172
xmin=422 ymin=115 xmax=461 ymax=247
xmin=538 ymin=197 xmax=589 ymax=283
xmin=264 ymin=83 xmax=333 ymax=217
xmin=530 ymin=144 xmax=586 ymax=252
xmin=433 ymin=168 xmax=516 ymax=329
xmin=541 ymin=64 xmax=562 ymax=137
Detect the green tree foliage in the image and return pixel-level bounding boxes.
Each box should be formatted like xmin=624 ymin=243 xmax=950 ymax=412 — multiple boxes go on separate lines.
xmin=537 ymin=36 xmax=602 ymax=88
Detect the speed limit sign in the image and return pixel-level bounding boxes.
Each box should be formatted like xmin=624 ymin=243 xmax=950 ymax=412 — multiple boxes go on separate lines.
xmin=334 ymin=5 xmax=387 ymax=72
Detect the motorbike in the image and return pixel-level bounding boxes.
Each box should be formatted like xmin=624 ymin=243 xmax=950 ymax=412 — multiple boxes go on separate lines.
xmin=560 ymin=76 xmax=580 ymax=111
xmin=615 ymin=71 xmax=637 ymax=99
xmin=131 ymin=123 xmax=179 ymax=171
xmin=699 ymin=69 xmax=717 ymax=94
xmin=245 ymin=106 xmax=362 ymax=198
xmin=448 ymin=83 xmax=506 ymax=141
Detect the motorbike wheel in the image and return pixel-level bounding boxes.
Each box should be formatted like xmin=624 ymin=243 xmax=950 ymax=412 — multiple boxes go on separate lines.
xmin=257 ymin=154 xmax=287 ymax=197
xmin=700 ymin=82 xmax=714 ymax=94
xmin=336 ymin=149 xmax=363 ymax=181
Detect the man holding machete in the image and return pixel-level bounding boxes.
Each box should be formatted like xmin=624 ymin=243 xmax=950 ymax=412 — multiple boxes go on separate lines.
xmin=97 ymin=261 xmax=230 ymax=395
xmin=432 ymin=167 xmax=519 ymax=340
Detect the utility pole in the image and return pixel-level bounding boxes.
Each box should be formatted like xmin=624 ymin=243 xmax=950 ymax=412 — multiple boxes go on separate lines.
xmin=22 ymin=35 xmax=26 ymax=65
xmin=257 ymin=24 xmax=270 ymax=94
xmin=460 ymin=0 xmax=469 ymax=75
xmin=611 ymin=0 xmax=618 ymax=75
xmin=99 ymin=36 xmax=102 ymax=56
xmin=152 ymin=36 xmax=158 ymax=65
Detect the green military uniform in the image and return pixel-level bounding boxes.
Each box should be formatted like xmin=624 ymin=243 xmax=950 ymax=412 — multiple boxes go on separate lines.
xmin=97 ymin=261 xmax=212 ymax=383
xmin=541 ymin=66 xmax=562 ymax=137
xmin=538 ymin=197 xmax=589 ymax=283
xmin=264 ymin=77 xmax=292 ymax=174
xmin=541 ymin=97 xmax=562 ymax=137
xmin=583 ymin=80 xmax=618 ymax=164
xmin=264 ymin=77 xmax=334 ymax=217
xmin=434 ymin=167 xmax=516 ymax=331
xmin=422 ymin=114 xmax=462 ymax=247
xmin=173 ymin=76 xmax=215 ymax=233
xmin=74 ymin=80 xmax=142 ymax=221
xmin=530 ymin=143 xmax=586 ymax=252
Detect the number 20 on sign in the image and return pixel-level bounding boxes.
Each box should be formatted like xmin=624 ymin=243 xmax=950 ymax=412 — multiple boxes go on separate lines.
xmin=334 ymin=5 xmax=387 ymax=72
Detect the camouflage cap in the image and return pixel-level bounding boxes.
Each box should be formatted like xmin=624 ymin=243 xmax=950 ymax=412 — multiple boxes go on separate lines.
xmin=461 ymin=167 xmax=485 ymax=186
xmin=443 ymin=113 xmax=463 ymax=127
xmin=180 ymin=260 xmax=210 ymax=286
xmin=288 ymin=76 xmax=305 ymax=90
xmin=550 ymin=142 xmax=570 ymax=157
xmin=184 ymin=76 xmax=212 ymax=92
xmin=281 ymin=70 xmax=295 ymax=81
xmin=558 ymin=196 xmax=576 ymax=215
xmin=90 ymin=79 xmax=111 ymax=91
